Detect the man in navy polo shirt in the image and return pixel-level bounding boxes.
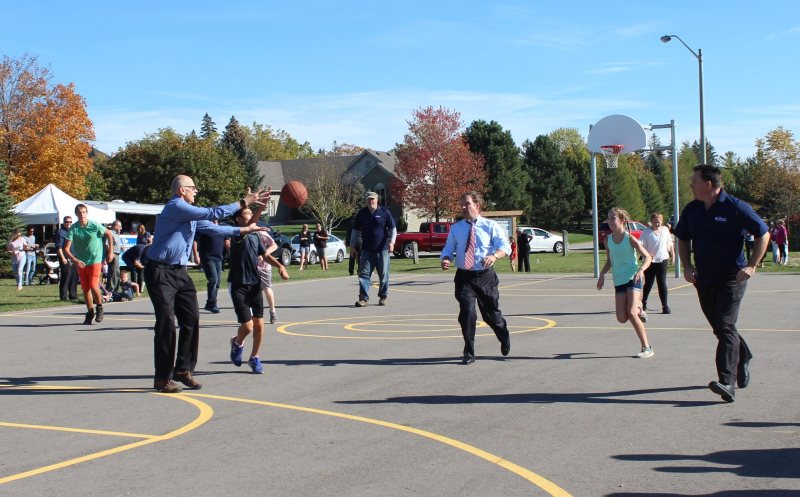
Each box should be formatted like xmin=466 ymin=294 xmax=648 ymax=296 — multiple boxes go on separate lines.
xmin=350 ymin=191 xmax=396 ymax=307
xmin=674 ymin=164 xmax=769 ymax=403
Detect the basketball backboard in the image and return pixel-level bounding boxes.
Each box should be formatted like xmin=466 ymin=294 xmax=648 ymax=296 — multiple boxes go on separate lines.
xmin=587 ymin=114 xmax=647 ymax=154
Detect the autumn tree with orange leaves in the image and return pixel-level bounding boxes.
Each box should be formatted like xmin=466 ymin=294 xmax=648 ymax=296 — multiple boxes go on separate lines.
xmin=393 ymin=106 xmax=486 ymax=221
xmin=0 ymin=54 xmax=94 ymax=199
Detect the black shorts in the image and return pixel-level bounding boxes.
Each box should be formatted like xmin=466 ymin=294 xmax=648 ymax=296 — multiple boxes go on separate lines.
xmin=230 ymin=283 xmax=264 ymax=323
xmin=316 ymin=246 xmax=326 ymax=258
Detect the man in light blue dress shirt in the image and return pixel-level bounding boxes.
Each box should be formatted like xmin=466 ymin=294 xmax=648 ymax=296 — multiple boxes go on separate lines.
xmin=145 ymin=175 xmax=270 ymax=392
xmin=441 ymin=191 xmax=512 ymax=365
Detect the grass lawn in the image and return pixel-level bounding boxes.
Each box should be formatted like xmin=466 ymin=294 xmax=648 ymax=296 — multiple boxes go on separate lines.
xmin=2 ymin=249 xmax=795 ymax=312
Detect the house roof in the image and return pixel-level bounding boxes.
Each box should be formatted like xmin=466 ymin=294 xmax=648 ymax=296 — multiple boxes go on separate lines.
xmin=257 ymin=149 xmax=397 ymax=188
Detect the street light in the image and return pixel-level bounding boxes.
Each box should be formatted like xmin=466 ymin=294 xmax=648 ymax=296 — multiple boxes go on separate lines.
xmin=661 ymin=34 xmax=706 ymax=164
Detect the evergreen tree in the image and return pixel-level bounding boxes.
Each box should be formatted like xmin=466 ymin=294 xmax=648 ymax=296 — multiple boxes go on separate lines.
xmin=221 ymin=116 xmax=248 ymax=162
xmin=521 ymin=136 xmax=584 ymax=228
xmin=639 ymin=171 xmax=665 ymax=216
xmin=464 ymin=120 xmax=527 ymax=211
xmin=0 ymin=164 xmax=22 ymax=274
xmin=691 ymin=139 xmax=718 ymax=166
xmin=200 ymin=113 xmax=218 ymax=141
xmin=677 ymin=142 xmax=699 ymax=211
xmin=549 ymin=128 xmax=591 ymax=228
xmin=611 ymin=155 xmax=647 ymax=221
xmin=242 ymin=148 xmax=264 ymax=190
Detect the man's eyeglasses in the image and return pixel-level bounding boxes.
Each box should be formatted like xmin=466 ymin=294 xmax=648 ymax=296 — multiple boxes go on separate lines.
xmin=182 ymin=184 xmax=198 ymax=191
xmin=63 ymin=220 xmax=73 ymax=224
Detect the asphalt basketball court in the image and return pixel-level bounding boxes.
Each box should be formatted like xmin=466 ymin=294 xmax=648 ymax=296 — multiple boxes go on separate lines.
xmin=1 ymin=270 xmax=799 ymax=496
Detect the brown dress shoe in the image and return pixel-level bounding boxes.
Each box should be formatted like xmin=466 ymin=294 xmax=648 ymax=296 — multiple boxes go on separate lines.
xmin=154 ymin=379 xmax=183 ymax=393
xmin=173 ymin=370 xmax=202 ymax=390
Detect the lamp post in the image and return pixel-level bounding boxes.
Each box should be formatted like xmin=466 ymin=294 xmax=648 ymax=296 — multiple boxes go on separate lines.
xmin=661 ymin=34 xmax=706 ymax=164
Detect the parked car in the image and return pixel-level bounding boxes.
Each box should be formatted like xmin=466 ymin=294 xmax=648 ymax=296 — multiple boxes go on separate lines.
xmin=266 ymin=228 xmax=295 ymax=267
xmin=517 ymin=226 xmax=564 ymax=253
xmin=291 ymin=233 xmax=347 ymax=264
xmin=393 ymin=222 xmax=453 ymax=258
xmin=597 ymin=220 xmax=647 ymax=249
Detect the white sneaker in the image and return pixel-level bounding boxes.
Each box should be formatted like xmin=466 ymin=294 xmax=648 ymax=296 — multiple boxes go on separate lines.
xmin=638 ymin=307 xmax=647 ymax=323
xmin=637 ymin=346 xmax=654 ymax=358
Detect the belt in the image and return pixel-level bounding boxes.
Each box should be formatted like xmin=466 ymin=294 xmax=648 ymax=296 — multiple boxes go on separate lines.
xmin=457 ymin=267 xmax=494 ymax=275
xmin=147 ymin=261 xmax=186 ymax=270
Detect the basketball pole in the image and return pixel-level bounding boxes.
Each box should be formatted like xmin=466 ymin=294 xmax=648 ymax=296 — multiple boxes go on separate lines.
xmin=589 ymin=138 xmax=600 ymax=278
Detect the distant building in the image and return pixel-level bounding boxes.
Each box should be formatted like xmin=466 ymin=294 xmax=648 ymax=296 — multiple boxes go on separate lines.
xmin=258 ymin=149 xmax=424 ymax=227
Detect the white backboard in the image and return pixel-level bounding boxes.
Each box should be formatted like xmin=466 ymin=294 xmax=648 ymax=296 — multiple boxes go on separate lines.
xmin=587 ymin=114 xmax=647 ymax=154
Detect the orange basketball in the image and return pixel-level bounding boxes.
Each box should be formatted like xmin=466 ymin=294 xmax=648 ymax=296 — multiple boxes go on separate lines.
xmin=280 ymin=180 xmax=308 ymax=209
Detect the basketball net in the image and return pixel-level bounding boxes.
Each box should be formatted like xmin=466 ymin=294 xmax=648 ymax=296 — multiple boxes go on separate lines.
xmin=600 ymin=144 xmax=624 ymax=169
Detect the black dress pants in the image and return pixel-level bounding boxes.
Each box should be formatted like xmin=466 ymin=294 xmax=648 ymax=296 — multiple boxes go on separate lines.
xmin=454 ymin=268 xmax=510 ymax=359
xmin=144 ymin=264 xmax=200 ymax=381
xmin=517 ymin=248 xmax=530 ymax=272
xmin=695 ymin=277 xmax=752 ymax=386
xmin=59 ymin=261 xmax=78 ymax=300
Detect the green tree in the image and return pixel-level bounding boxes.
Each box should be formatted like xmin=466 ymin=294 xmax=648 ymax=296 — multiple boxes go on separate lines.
xmin=246 ymin=123 xmax=315 ymax=160
xmin=549 ymin=128 xmax=591 ymax=228
xmin=639 ymin=170 xmax=665 ymax=216
xmin=464 ymin=120 xmax=527 ymax=212
xmin=610 ymin=155 xmax=647 ymax=221
xmin=0 ymin=164 xmax=22 ymax=274
xmin=103 ymin=128 xmax=245 ymax=205
xmin=521 ymin=135 xmax=584 ymax=229
xmin=691 ymin=139 xmax=718 ymax=166
xmin=221 ymin=116 xmax=247 ymax=162
xmin=200 ymin=113 xmax=218 ymax=141
xmin=677 ymin=142 xmax=699 ymax=211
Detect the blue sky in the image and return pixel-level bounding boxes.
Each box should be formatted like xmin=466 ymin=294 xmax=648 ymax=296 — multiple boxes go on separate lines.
xmin=3 ymin=1 xmax=799 ymax=160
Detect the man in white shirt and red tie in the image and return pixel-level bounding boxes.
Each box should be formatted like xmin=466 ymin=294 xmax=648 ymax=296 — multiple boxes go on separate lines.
xmin=441 ymin=191 xmax=512 ymax=365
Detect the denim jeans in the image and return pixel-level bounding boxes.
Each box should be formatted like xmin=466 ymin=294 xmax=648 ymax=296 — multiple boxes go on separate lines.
xmin=358 ymin=249 xmax=390 ymax=301
xmin=24 ymin=254 xmax=36 ymax=285
xmin=695 ymin=277 xmax=751 ymax=386
xmin=12 ymin=260 xmax=24 ymax=287
xmin=201 ymin=258 xmax=222 ymax=305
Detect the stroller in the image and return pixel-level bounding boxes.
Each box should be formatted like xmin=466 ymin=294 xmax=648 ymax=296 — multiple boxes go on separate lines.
xmin=39 ymin=243 xmax=60 ymax=285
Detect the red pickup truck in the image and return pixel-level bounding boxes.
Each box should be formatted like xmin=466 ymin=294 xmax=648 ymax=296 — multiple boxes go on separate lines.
xmin=394 ymin=222 xmax=453 ymax=258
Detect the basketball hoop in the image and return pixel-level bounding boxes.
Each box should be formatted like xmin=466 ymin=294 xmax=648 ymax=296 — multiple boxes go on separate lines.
xmin=600 ymin=144 xmax=624 ymax=169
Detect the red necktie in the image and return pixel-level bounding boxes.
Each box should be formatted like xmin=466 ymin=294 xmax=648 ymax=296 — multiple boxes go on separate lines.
xmin=464 ymin=221 xmax=476 ymax=269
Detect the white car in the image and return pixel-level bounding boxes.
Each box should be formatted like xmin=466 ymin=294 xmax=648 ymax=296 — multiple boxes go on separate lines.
xmin=517 ymin=226 xmax=564 ymax=253
xmin=291 ymin=234 xmax=347 ymax=264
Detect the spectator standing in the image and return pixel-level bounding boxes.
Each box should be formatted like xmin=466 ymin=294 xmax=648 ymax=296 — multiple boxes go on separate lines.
xmin=640 ymin=212 xmax=675 ymax=314
xmin=773 ymin=219 xmax=788 ymax=265
xmin=314 ymin=222 xmax=329 ymax=271
xmin=674 ymin=164 xmax=769 ymax=403
xmin=144 ymin=175 xmax=269 ymax=393
xmin=7 ymin=228 xmax=26 ymax=290
xmin=136 ymin=223 xmax=153 ymax=245
xmin=195 ymin=219 xmax=228 ymax=314
xmin=440 ymin=191 xmax=512 ymax=364
xmin=345 ymin=217 xmax=361 ymax=276
xmin=297 ymin=224 xmax=311 ymax=270
xmin=121 ymin=243 xmax=148 ymax=293
xmin=23 ymin=226 xmax=38 ymax=286
xmin=516 ymin=228 xmax=532 ymax=272
xmin=107 ymin=220 xmax=123 ymax=291
xmin=63 ymin=204 xmax=114 ymax=325
xmin=509 ymin=237 xmax=518 ymax=272
xmin=351 ymin=191 xmax=396 ymax=307
xmin=55 ymin=216 xmax=78 ymax=301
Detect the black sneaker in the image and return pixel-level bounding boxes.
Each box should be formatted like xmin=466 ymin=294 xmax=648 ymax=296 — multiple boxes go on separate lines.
xmin=95 ymin=305 xmax=104 ymax=323
xmin=662 ymin=306 xmax=671 ymax=314
xmin=83 ymin=309 xmax=95 ymax=325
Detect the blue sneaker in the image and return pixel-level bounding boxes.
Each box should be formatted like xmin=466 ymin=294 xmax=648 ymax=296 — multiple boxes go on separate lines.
xmin=248 ymin=356 xmax=263 ymax=374
xmin=230 ymin=337 xmax=243 ymax=367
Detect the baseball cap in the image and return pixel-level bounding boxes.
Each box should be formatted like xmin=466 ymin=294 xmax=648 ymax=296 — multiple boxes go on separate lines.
xmin=366 ymin=191 xmax=379 ymax=199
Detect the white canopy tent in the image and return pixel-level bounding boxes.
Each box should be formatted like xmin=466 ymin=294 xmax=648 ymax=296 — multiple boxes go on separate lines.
xmin=12 ymin=184 xmax=117 ymax=225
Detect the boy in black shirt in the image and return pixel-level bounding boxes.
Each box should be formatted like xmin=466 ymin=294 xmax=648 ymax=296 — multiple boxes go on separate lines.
xmin=228 ymin=207 xmax=268 ymax=374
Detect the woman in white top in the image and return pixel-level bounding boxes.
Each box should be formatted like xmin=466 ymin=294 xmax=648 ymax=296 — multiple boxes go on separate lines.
xmin=641 ymin=212 xmax=675 ymax=314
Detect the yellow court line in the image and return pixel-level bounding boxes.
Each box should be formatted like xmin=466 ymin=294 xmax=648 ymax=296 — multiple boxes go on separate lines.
xmin=278 ymin=315 xmax=556 ymax=340
xmin=500 ymin=274 xmax=579 ymax=289
xmin=187 ymin=393 xmax=573 ymax=497
xmin=0 ymin=390 xmax=213 ymax=485
xmin=0 ymin=422 xmax=153 ymax=439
